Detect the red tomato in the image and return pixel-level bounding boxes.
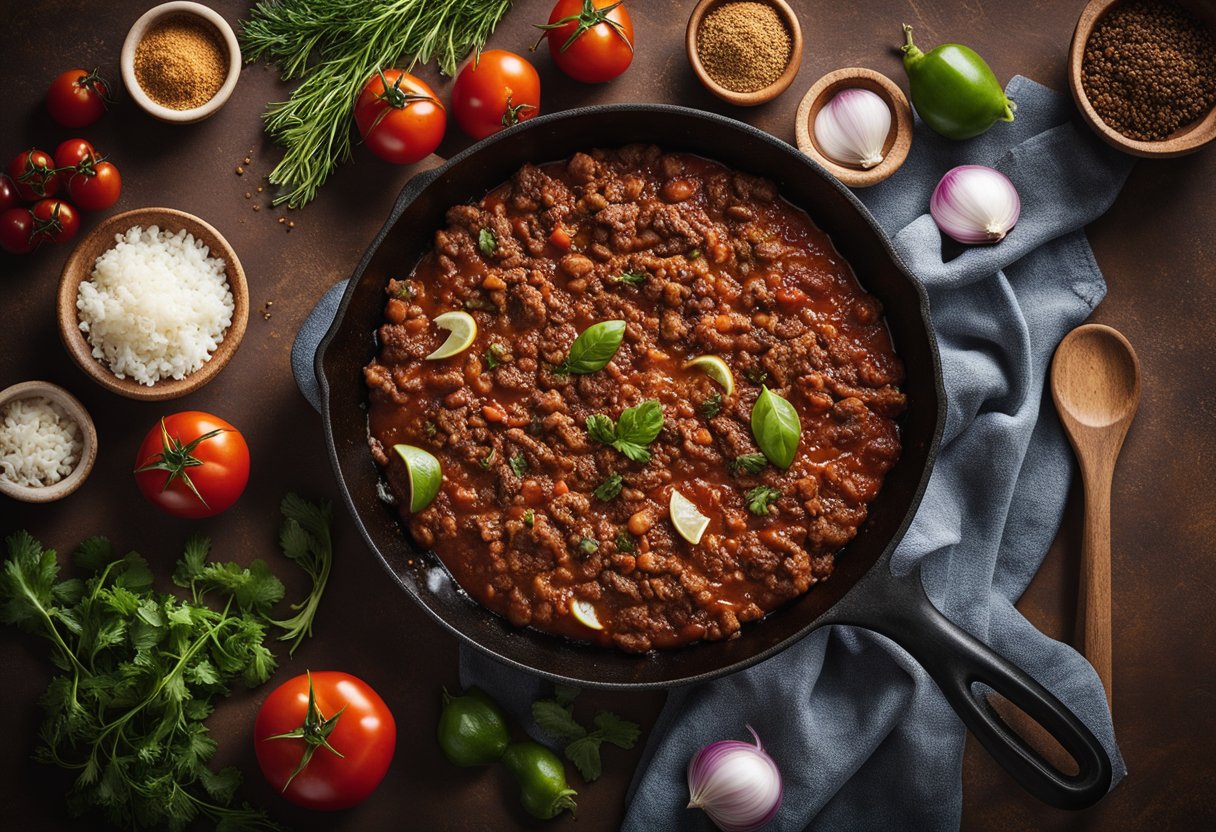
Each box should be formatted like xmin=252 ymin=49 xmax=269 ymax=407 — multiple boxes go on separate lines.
xmin=354 ymin=70 xmax=446 ymax=164
xmin=0 ymin=175 xmax=21 ymax=212
xmin=254 ymin=671 xmax=396 ymax=811
xmin=67 ymin=161 xmax=122 ymax=212
xmin=133 ymin=412 xmax=250 ymax=519
xmin=30 ymin=199 xmax=80 ymax=245
xmin=537 ymin=0 xmax=634 ymax=83
xmin=54 ymin=138 xmax=97 ymax=170
xmin=451 ymin=50 xmax=541 ymax=140
xmin=46 ymin=68 xmax=111 ymax=128
xmin=0 ymin=208 xmax=37 ymax=255
xmin=8 ymin=149 xmax=59 ymax=201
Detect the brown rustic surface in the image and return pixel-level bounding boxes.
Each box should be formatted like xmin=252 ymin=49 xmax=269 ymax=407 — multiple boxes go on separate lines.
xmin=1 ymin=1 xmax=1212 ymax=829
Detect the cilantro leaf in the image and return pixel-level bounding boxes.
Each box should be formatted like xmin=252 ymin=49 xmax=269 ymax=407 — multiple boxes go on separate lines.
xmin=594 ymin=473 xmax=624 ymax=501
xmin=531 ymin=692 xmax=644 ymax=784
xmin=585 ymin=400 xmax=664 ymax=464
xmin=532 ymin=700 xmax=586 ymax=742
xmin=578 ymin=538 xmax=600 ymax=554
xmin=746 ymin=485 xmax=783 ymax=516
xmin=612 ymin=271 xmax=647 ymax=286
xmin=593 ymin=711 xmax=642 ymax=749
xmin=565 ymin=735 xmax=603 ymax=781
xmin=699 ymin=392 xmax=723 ymax=419
xmin=614 ymin=529 xmax=636 ymax=553
xmin=586 ymin=413 xmax=617 ymax=445
xmin=509 ymin=452 xmax=528 ymax=477
xmin=732 ymin=453 xmax=769 ymax=476
xmin=479 ymin=227 xmax=497 ymax=256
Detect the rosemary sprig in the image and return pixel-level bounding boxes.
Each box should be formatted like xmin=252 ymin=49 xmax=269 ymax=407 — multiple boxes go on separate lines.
xmin=240 ymin=0 xmax=512 ymax=207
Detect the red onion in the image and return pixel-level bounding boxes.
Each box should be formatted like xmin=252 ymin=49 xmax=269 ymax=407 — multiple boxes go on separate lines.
xmin=686 ymin=725 xmax=782 ymax=832
xmin=930 ymin=164 xmax=1021 ymax=244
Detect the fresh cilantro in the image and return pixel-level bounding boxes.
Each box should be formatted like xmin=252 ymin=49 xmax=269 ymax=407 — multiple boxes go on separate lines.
xmin=523 ymin=509 xmax=535 ymax=527
xmin=612 ymin=271 xmax=647 ymax=286
xmin=578 ymin=537 xmax=600 ymax=555
xmin=484 ymin=343 xmax=508 ymax=370
xmin=425 ymin=420 xmax=438 ymax=438
xmin=594 ymin=473 xmax=624 ymax=501
xmin=615 ymin=529 xmax=636 ymax=553
xmin=463 ymin=297 xmax=497 ymax=312
xmin=732 ymin=453 xmax=769 ymax=475
xmin=509 ymin=452 xmax=528 ymax=477
xmin=745 ymin=485 xmax=783 ymax=516
xmin=699 ymin=392 xmax=723 ymax=419
xmin=744 ymin=365 xmax=769 ymax=385
xmin=479 ymin=227 xmax=497 ymax=256
xmin=688 ymin=248 xmax=701 ymax=260
xmin=479 ymin=448 xmax=496 ymax=470
xmin=532 ymin=689 xmax=642 ymax=782
xmin=585 ymin=400 xmax=664 ymax=464
xmin=0 ymin=500 xmax=333 ymax=831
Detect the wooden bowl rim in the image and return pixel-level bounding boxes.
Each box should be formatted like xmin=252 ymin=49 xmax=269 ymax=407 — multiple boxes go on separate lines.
xmin=119 ymin=1 xmax=242 ymax=124
xmin=0 ymin=380 xmax=98 ymax=503
xmin=57 ymin=207 xmax=249 ymax=402
xmin=1068 ymin=0 xmax=1216 ymax=158
xmin=794 ymin=67 xmax=914 ymax=188
xmin=686 ymin=0 xmax=804 ymax=107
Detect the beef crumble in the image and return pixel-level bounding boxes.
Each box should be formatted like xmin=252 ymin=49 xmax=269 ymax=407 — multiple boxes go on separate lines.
xmin=364 ymin=146 xmax=905 ymax=653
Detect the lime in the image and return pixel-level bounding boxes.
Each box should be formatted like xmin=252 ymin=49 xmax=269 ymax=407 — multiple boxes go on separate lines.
xmin=437 ymin=688 xmax=510 ymax=767
xmin=683 ymin=354 xmax=735 ymax=398
xmin=426 ymin=311 xmax=478 ymax=360
xmin=393 ymin=444 xmax=442 ymax=512
xmin=670 ymin=489 xmax=710 ymax=545
xmin=570 ymin=598 xmax=603 ymax=630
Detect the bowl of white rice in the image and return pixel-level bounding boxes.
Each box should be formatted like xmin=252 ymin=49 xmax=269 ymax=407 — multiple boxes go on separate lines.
xmin=0 ymin=381 xmax=98 ymax=503
xmin=57 ymin=207 xmax=249 ymax=400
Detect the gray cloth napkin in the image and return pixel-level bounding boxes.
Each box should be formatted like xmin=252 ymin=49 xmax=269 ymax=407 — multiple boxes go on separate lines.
xmin=292 ymin=76 xmax=1132 ymax=830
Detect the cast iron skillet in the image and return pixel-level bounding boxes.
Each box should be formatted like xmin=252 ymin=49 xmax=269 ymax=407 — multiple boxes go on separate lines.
xmin=316 ymin=105 xmax=1111 ymax=809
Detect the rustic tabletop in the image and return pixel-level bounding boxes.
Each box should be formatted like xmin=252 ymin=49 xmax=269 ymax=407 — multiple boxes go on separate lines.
xmin=2 ymin=0 xmax=1213 ymax=829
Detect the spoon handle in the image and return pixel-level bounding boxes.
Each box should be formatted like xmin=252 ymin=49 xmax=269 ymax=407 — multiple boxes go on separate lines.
xmin=1080 ymin=467 xmax=1113 ymax=711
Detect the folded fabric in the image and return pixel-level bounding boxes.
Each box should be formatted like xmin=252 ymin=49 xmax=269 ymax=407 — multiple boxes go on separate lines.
xmin=291 ymin=75 xmax=1134 ymax=830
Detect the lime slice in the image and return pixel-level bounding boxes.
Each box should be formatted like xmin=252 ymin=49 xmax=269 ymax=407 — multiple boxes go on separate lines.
xmin=393 ymin=444 xmax=442 ymax=512
xmin=570 ymin=599 xmax=603 ymax=630
xmin=426 ymin=311 xmax=478 ymax=360
xmin=670 ymin=489 xmax=710 ymax=545
xmin=684 ymin=355 xmax=735 ymax=398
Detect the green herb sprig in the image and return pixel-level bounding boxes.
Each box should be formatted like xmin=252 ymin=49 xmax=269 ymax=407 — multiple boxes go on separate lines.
xmin=594 ymin=473 xmax=624 ymax=501
xmin=531 ymin=687 xmax=641 ymax=782
xmin=586 ymin=400 xmax=664 ymax=463
xmin=745 ymin=486 xmax=783 ymax=516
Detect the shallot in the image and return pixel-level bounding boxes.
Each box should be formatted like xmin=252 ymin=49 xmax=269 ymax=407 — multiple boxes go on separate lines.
xmin=930 ymin=164 xmax=1021 ymax=244
xmin=813 ymin=88 xmax=892 ymax=169
xmin=687 ymin=725 xmax=782 ymax=832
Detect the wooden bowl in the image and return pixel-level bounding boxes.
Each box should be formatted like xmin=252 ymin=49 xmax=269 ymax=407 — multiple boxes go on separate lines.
xmin=120 ymin=1 xmax=242 ymax=124
xmin=1069 ymin=0 xmax=1216 ymax=157
xmin=795 ymin=68 xmax=914 ymax=188
xmin=57 ymin=207 xmax=248 ymax=401
xmin=686 ymin=0 xmax=803 ymax=107
xmin=0 ymin=380 xmax=98 ymax=503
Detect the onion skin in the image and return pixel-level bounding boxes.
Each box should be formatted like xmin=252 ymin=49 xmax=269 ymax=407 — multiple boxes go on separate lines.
xmin=686 ymin=726 xmax=783 ymax=832
xmin=930 ymin=164 xmax=1021 ymax=244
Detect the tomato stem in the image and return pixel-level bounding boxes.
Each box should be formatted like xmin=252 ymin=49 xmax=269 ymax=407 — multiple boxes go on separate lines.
xmin=133 ymin=419 xmax=227 ymax=509
xmin=531 ymin=0 xmax=633 ymax=54
xmin=264 ymin=670 xmax=347 ymax=792
xmin=77 ymin=67 xmax=115 ymax=107
xmin=501 ymin=93 xmax=536 ymax=128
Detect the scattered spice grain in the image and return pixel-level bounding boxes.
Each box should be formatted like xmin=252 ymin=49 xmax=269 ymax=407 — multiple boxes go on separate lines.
xmin=697 ymin=2 xmax=792 ymax=93
xmin=236 ymin=166 xmax=244 ymax=175
xmin=133 ymin=14 xmax=228 ymax=110
xmin=1082 ymin=0 xmax=1216 ymax=141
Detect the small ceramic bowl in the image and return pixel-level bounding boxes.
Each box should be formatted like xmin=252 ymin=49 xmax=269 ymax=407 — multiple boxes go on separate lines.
xmin=1069 ymin=0 xmax=1216 ymax=157
xmin=0 ymin=381 xmax=98 ymax=503
xmin=686 ymin=0 xmax=803 ymax=107
xmin=121 ymin=1 xmax=242 ymax=124
xmin=795 ymin=67 xmax=914 ymax=188
xmin=57 ymin=207 xmax=249 ymax=401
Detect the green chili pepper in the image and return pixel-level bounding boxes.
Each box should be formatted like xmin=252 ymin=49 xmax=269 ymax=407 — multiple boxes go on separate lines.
xmin=899 ymin=24 xmax=1015 ymax=140
xmin=501 ymin=741 xmax=578 ymax=819
xmin=437 ymin=687 xmax=510 ymax=767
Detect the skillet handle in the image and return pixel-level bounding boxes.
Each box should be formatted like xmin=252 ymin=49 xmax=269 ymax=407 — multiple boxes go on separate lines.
xmin=838 ymin=567 xmax=1112 ymax=809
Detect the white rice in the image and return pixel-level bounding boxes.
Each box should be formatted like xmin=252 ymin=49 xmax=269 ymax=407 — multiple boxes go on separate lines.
xmin=0 ymin=396 xmax=82 ymax=487
xmin=77 ymin=225 xmax=234 ymax=386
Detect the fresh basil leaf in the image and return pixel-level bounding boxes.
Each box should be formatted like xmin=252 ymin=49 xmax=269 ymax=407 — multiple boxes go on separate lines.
xmin=478 ymin=227 xmax=497 ymax=256
xmin=732 ymin=453 xmax=768 ymax=476
xmin=586 ymin=413 xmax=617 ymax=445
xmin=558 ymin=320 xmax=626 ymax=375
xmin=745 ymin=485 xmax=783 ymax=516
xmin=751 ymin=386 xmax=801 ymax=469
xmin=615 ymin=441 xmax=652 ymax=464
xmin=594 ymin=473 xmax=624 ymax=501
xmin=616 ymin=400 xmax=663 ymax=447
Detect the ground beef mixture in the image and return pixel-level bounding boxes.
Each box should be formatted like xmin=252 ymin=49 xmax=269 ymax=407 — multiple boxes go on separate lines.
xmin=364 ymin=145 xmax=905 ymax=653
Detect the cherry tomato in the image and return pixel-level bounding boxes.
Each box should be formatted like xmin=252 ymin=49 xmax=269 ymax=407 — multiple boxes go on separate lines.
xmin=46 ymin=68 xmax=111 ymax=128
xmin=254 ymin=671 xmax=396 ymax=811
xmin=133 ymin=412 xmax=250 ymax=519
xmin=30 ymin=199 xmax=80 ymax=245
xmin=0 ymin=208 xmax=37 ymax=255
xmin=451 ymin=50 xmax=541 ymax=140
xmin=8 ymin=149 xmax=59 ymax=201
xmin=53 ymin=138 xmax=97 ymax=170
xmin=0 ymin=175 xmax=20 ymax=212
xmin=536 ymin=0 xmax=635 ymax=83
xmin=67 ymin=161 xmax=122 ymax=212
xmin=354 ymin=69 xmax=446 ymax=165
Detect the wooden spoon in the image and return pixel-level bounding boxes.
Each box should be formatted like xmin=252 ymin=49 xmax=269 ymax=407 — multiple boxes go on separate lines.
xmin=1050 ymin=324 xmax=1141 ymax=711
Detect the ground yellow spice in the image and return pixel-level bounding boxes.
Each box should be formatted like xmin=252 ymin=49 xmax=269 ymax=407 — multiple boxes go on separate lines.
xmin=134 ymin=14 xmax=227 ymax=110
xmin=697 ymin=2 xmax=792 ymax=93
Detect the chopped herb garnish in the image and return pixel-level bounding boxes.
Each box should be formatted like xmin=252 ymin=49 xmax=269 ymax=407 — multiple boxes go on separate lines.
xmin=464 ymin=297 xmax=497 ymax=312
xmin=532 ymin=689 xmax=642 ymax=782
xmin=744 ymin=366 xmax=769 ymax=385
xmin=394 ymin=282 xmax=415 ymax=300
xmin=479 ymin=448 xmax=496 ymax=469
xmin=479 ymin=227 xmax=497 ymax=256
xmin=425 ymin=420 xmax=438 ymax=438
xmin=557 ymin=320 xmax=626 ymax=375
xmin=699 ymin=392 xmax=723 ymax=419
xmin=578 ymin=537 xmax=600 ymax=554
xmin=745 ymin=485 xmax=783 ymax=516
xmin=585 ymin=400 xmax=664 ymax=464
xmin=688 ymin=248 xmax=701 ymax=260
xmin=594 ymin=473 xmax=624 ymax=501
xmin=612 ymin=271 xmax=647 ymax=286
xmin=615 ymin=529 xmax=635 ymax=553
xmin=523 ymin=509 xmax=535 ymax=527
xmin=509 ymin=452 xmax=528 ymax=477
xmin=484 ymin=343 xmax=509 ymax=370
xmin=732 ymin=453 xmax=769 ymax=476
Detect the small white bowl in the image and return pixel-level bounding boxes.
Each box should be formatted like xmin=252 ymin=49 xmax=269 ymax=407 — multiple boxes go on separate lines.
xmin=0 ymin=381 xmax=98 ymax=503
xmin=121 ymin=1 xmax=242 ymax=124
